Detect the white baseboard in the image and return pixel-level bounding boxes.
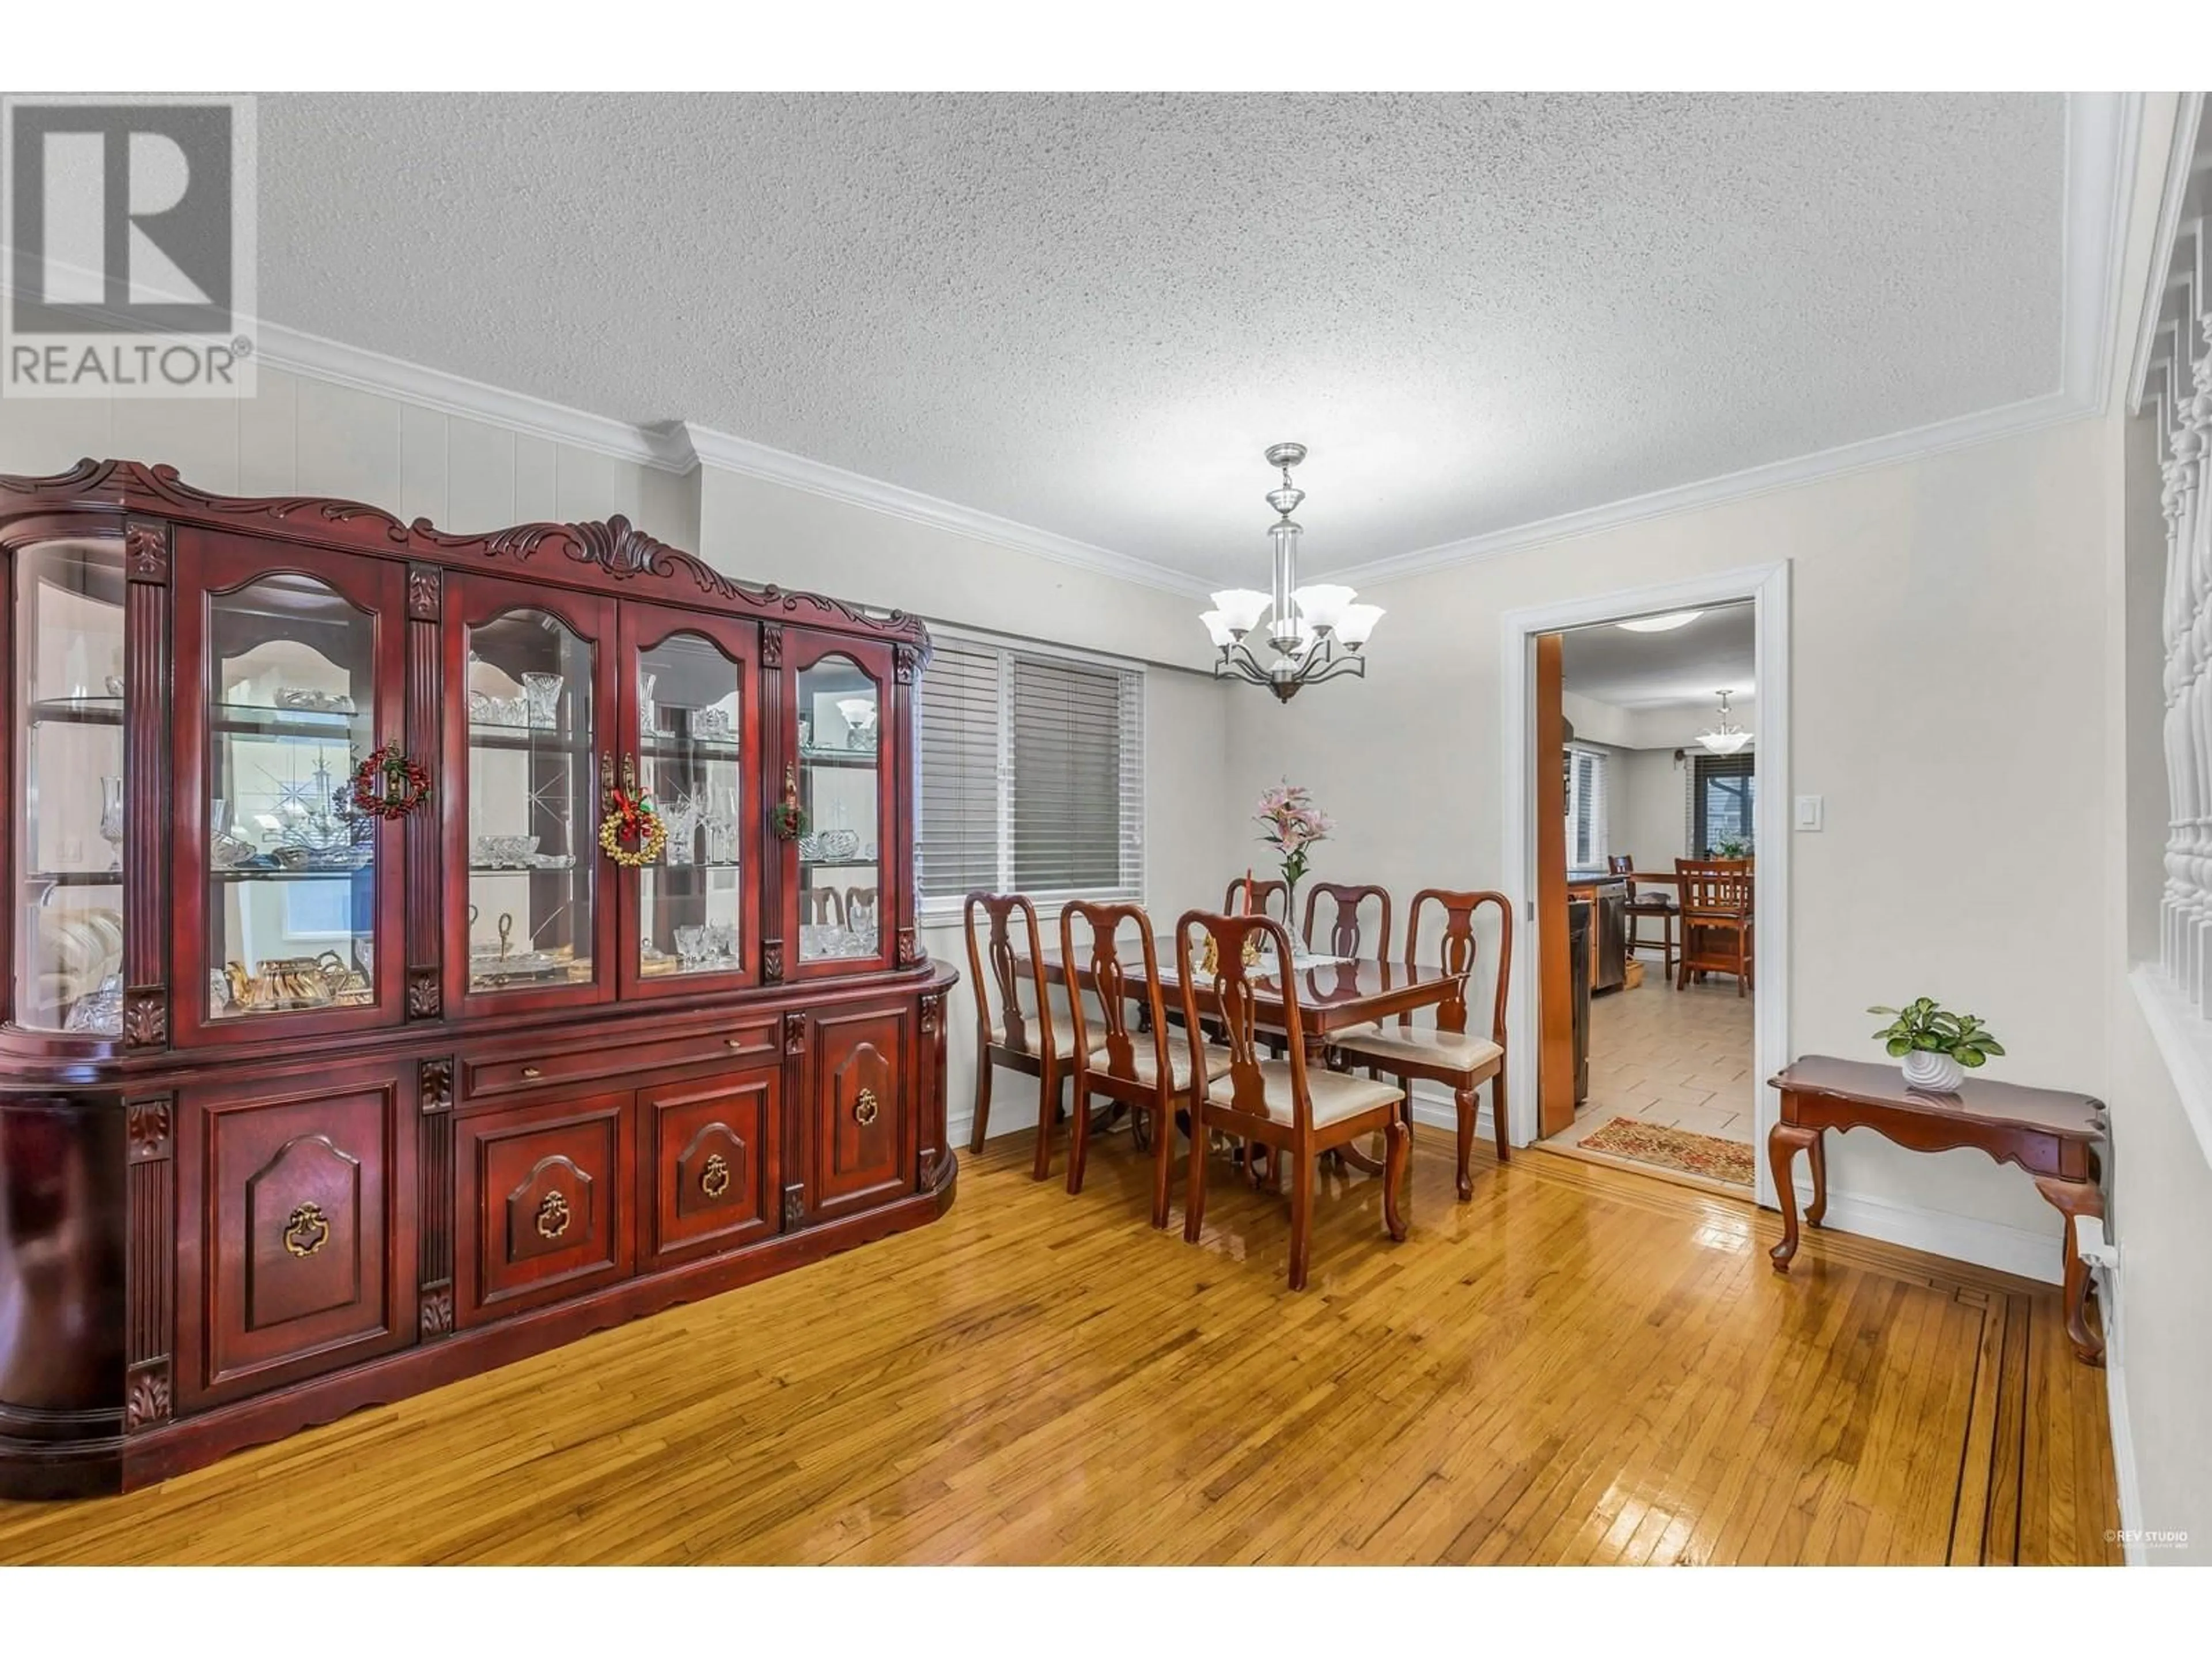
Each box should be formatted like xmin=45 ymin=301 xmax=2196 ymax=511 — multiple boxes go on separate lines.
xmin=2106 ymin=1358 xmax=2145 ymax=1565
xmin=1789 ymin=1180 xmax=2062 ymax=1285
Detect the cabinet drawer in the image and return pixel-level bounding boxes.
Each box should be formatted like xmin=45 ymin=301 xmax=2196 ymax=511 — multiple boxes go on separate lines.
xmin=808 ymin=1002 xmax=912 ymax=1224
xmin=455 ymin=1092 xmax=633 ymax=1326
xmin=639 ymin=1067 xmax=780 ymax=1266
xmin=180 ymin=1061 xmax=413 ymax=1408
xmin=463 ymin=1018 xmax=778 ymax=1102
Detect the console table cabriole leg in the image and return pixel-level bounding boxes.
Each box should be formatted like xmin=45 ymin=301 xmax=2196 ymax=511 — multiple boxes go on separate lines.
xmin=1767 ymin=1121 xmax=1820 ymax=1271
xmin=2032 ymin=1175 xmax=2107 ymax=1367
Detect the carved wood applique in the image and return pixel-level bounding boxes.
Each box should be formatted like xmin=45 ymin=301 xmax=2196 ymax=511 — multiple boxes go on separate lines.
xmin=893 ymin=643 xmax=918 ymax=684
xmin=763 ymin=940 xmax=785 ymax=983
xmin=124 ymin=1363 xmax=172 ymax=1432
xmin=419 ymin=1287 xmax=455 ymax=1338
xmin=122 ymin=986 xmax=167 ymax=1050
xmin=406 ymin=561 xmax=441 ymax=620
xmin=783 ymin=1009 xmax=807 ymax=1055
xmin=123 ymin=518 xmax=169 ymax=583
xmin=419 ymin=1057 xmax=454 ymax=1112
xmin=407 ymin=968 xmax=441 ymax=1021
xmin=127 ymin=1097 xmax=173 ymax=1161
xmin=762 ymin=623 xmax=783 ymax=667
xmin=781 ymin=1183 xmax=805 ymax=1230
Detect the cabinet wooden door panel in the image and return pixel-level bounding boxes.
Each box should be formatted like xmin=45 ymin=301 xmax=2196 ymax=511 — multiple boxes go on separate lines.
xmin=639 ymin=1067 xmax=779 ymax=1264
xmin=455 ymin=1092 xmax=632 ymax=1326
xmin=179 ymin=1060 xmax=412 ymax=1408
xmin=809 ymin=1003 xmax=912 ymax=1222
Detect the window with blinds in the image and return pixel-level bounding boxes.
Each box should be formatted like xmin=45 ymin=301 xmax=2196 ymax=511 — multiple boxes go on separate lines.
xmin=1689 ymin=751 xmax=1756 ymax=855
xmin=917 ymin=635 xmax=1144 ymax=908
xmin=1566 ymin=745 xmax=1608 ymax=870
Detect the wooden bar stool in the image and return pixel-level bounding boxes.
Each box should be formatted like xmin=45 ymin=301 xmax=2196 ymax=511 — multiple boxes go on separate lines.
xmin=1611 ymin=855 xmax=1679 ymax=978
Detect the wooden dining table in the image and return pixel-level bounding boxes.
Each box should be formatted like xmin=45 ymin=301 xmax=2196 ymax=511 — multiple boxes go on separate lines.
xmin=1028 ymin=941 xmax=1471 ymax=1174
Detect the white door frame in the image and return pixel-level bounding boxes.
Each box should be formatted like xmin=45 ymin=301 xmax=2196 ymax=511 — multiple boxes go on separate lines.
xmin=1497 ymin=560 xmax=1791 ymax=1209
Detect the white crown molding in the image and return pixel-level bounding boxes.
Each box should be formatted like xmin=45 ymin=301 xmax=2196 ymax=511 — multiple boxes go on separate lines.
xmin=2127 ymin=92 xmax=2204 ymax=415
xmin=253 ymin=320 xmax=698 ymax=473
xmin=1330 ymin=92 xmax=2142 ymax=594
xmin=677 ymin=421 xmax=1210 ymax=597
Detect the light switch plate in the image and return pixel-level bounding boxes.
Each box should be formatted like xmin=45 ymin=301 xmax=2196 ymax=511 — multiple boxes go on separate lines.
xmin=1794 ymin=794 xmax=1823 ymax=831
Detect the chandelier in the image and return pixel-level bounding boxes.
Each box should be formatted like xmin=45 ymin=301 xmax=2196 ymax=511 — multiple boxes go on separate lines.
xmin=1699 ymin=690 xmax=1751 ymax=755
xmin=1200 ymin=442 xmax=1382 ymax=702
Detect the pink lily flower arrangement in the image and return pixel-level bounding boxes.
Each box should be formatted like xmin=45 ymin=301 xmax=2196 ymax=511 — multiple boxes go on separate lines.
xmin=1255 ymin=782 xmax=1332 ymax=893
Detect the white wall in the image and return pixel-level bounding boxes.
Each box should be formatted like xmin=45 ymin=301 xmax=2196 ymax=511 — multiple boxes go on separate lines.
xmin=1617 ymin=747 xmax=1688 ymax=872
xmin=1226 ymin=416 xmax=2113 ymax=1272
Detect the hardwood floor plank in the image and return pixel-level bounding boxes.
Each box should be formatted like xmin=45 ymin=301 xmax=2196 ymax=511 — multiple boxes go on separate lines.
xmin=0 ymin=1129 xmax=2120 ymax=1565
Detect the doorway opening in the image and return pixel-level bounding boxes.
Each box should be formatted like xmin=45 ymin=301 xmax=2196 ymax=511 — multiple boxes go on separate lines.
xmin=1497 ymin=565 xmax=1790 ymax=1209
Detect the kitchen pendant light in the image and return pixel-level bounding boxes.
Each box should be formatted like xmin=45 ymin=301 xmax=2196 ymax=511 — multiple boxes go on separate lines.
xmin=1698 ymin=690 xmax=1752 ymax=755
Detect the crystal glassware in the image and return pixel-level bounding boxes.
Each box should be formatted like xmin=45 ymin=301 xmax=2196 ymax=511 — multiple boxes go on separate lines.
xmin=674 ymin=923 xmax=707 ymax=968
xmin=522 ymin=672 xmax=565 ymax=731
xmin=638 ymin=671 xmax=657 ymax=736
xmin=98 ymin=775 xmax=124 ymax=869
xmin=660 ymin=795 xmax=699 ymax=866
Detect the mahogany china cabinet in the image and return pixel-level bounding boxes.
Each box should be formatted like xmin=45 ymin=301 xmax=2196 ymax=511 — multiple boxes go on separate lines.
xmin=0 ymin=460 xmax=956 ymax=1499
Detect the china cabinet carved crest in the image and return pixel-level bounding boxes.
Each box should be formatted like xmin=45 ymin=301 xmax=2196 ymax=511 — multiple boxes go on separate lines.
xmin=0 ymin=460 xmax=955 ymax=1498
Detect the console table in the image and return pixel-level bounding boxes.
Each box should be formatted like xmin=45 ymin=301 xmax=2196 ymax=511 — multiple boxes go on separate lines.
xmin=1766 ymin=1056 xmax=2107 ymax=1365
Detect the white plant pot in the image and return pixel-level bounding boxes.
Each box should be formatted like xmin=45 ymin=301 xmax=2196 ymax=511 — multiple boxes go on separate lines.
xmin=1900 ymin=1050 xmax=1965 ymax=1093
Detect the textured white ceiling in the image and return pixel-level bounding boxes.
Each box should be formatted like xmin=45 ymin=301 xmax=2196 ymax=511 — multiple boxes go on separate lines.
xmin=257 ymin=93 xmax=2066 ymax=585
xmin=1560 ymin=603 xmax=1755 ymax=710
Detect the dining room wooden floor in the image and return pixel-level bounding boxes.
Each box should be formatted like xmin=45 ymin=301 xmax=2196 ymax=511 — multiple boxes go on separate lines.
xmin=0 ymin=1128 xmax=2118 ymax=1566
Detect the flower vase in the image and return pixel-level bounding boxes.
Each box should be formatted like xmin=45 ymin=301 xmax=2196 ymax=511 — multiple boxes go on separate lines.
xmin=1901 ymin=1050 xmax=1965 ymax=1093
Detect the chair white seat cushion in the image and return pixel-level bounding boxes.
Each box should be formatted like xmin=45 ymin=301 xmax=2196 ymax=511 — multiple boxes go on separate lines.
xmin=1088 ymin=1041 xmax=1235 ymax=1091
xmin=1334 ymin=1022 xmax=1503 ymax=1076
xmin=988 ymin=1012 xmax=1107 ymax=1058
xmin=1205 ymin=1060 xmax=1402 ymax=1127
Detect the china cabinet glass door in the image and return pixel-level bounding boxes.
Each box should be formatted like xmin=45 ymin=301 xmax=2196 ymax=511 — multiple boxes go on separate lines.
xmin=789 ymin=633 xmax=893 ymax=975
xmin=13 ymin=538 xmax=128 ymax=1035
xmin=620 ymin=604 xmax=758 ymax=997
xmin=176 ymin=537 xmax=408 ymax=1040
xmin=446 ymin=574 xmax=615 ymax=1012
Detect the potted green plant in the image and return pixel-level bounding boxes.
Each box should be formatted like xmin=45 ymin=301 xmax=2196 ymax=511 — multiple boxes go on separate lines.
xmin=1710 ymin=833 xmax=1751 ymax=859
xmin=1868 ymin=998 xmax=2005 ymax=1093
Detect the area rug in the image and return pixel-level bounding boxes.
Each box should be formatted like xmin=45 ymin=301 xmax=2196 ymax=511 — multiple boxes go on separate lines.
xmin=1577 ymin=1118 xmax=1755 ymax=1187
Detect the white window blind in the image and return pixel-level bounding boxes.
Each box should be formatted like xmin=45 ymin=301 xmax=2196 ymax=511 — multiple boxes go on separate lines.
xmin=918 ymin=634 xmax=1143 ymax=908
xmin=1566 ymin=745 xmax=1609 ymax=869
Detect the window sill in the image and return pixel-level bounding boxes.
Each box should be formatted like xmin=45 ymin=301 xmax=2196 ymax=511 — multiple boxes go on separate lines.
xmin=2127 ymin=963 xmax=2212 ymax=1175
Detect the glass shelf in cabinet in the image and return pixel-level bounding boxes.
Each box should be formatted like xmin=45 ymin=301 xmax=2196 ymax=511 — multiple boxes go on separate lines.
xmin=467 ymin=725 xmax=592 ymax=753
xmin=22 ymin=870 xmax=124 ymax=887
xmin=26 ymin=695 xmax=126 ymax=727
xmin=797 ymin=745 xmax=878 ymax=768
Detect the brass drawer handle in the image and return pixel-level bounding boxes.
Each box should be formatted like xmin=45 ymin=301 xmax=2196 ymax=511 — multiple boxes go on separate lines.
xmin=701 ymin=1152 xmax=732 ymax=1199
xmin=520 ymin=1066 xmax=543 ymax=1080
xmin=853 ymin=1087 xmax=879 ymax=1127
xmin=283 ymin=1202 xmax=330 ymax=1259
xmin=536 ymin=1191 xmax=571 ymax=1240
xmin=724 ymin=1037 xmax=745 ymax=1052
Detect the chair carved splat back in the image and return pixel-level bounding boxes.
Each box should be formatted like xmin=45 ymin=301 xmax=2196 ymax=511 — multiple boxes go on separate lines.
xmin=1179 ymin=912 xmax=1310 ymax=1127
xmin=1303 ymin=882 xmax=1392 ymax=961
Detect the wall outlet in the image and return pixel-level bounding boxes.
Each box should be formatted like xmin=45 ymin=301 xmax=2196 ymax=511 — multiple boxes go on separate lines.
xmin=1793 ymin=795 xmax=1823 ymax=831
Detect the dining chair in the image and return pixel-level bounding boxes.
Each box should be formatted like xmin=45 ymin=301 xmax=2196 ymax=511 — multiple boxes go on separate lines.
xmin=1332 ymin=889 xmax=1512 ymax=1200
xmin=964 ymin=891 xmax=1106 ymax=1178
xmin=804 ymin=886 xmax=846 ymax=927
xmin=1176 ymin=911 xmax=1409 ymax=1290
xmin=1675 ymin=859 xmax=1753 ymax=996
xmin=1060 ymin=900 xmax=1231 ymax=1228
xmin=1611 ymin=855 xmax=1680 ymax=978
xmin=1224 ymin=876 xmax=1289 ymax=922
xmin=1301 ymin=882 xmax=1393 ymax=960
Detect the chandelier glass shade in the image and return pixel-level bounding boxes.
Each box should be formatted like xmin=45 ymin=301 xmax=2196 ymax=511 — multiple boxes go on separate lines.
xmin=1201 ymin=442 xmax=1382 ymax=701
xmin=1698 ymin=690 xmax=1752 ymax=755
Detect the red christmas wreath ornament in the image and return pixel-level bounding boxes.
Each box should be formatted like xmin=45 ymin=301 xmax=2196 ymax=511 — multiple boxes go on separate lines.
xmin=350 ymin=744 xmax=433 ymax=820
xmin=598 ymin=753 xmax=667 ymax=868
